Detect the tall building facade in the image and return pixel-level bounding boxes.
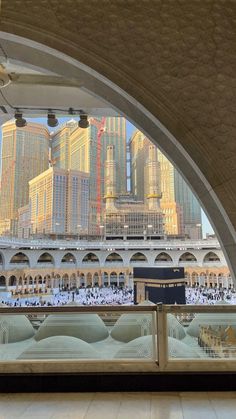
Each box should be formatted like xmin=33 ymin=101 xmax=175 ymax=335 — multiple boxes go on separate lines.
xmin=104 ymin=145 xmax=164 ymax=238
xmin=50 ymin=120 xmax=78 ymax=169
xmin=130 ymin=130 xmax=201 ymax=238
xmin=174 ymin=170 xmax=202 ymax=239
xmin=130 ymin=131 xmax=150 ymax=200
xmin=0 ymin=121 xmax=49 ymax=235
xmin=51 ymin=117 xmax=127 ymax=234
xmin=29 ymin=167 xmax=89 ymax=236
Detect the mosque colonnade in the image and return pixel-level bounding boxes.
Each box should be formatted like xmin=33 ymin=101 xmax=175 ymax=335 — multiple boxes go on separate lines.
xmin=0 ymin=247 xmax=231 ymax=292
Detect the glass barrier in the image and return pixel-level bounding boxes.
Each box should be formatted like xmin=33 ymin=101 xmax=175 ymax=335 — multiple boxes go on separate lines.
xmin=165 ymin=305 xmax=236 ymax=360
xmin=1 ymin=305 xmax=236 ymax=372
xmin=0 ymin=307 xmax=157 ymax=363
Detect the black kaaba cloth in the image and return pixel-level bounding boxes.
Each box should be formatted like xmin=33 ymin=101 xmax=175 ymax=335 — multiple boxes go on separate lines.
xmin=133 ymin=267 xmax=186 ymax=304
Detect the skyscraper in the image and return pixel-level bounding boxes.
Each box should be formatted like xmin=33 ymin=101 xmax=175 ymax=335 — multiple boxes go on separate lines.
xmin=104 ymin=144 xmax=164 ymax=238
xmin=50 ymin=119 xmax=78 ymax=169
xmin=29 ymin=167 xmax=89 ymax=236
xmin=130 ymin=130 xmax=201 ymax=238
xmin=174 ymin=170 xmax=202 ymax=239
xmin=51 ymin=117 xmax=127 ymax=234
xmin=0 ymin=121 xmax=49 ymax=235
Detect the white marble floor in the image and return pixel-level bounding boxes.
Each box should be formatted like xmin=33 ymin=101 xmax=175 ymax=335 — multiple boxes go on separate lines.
xmin=0 ymin=392 xmax=236 ymax=419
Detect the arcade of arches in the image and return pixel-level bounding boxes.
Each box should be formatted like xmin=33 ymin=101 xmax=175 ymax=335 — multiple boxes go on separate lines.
xmin=0 ymin=248 xmax=231 ymax=293
xmin=0 ymin=266 xmax=232 ymax=295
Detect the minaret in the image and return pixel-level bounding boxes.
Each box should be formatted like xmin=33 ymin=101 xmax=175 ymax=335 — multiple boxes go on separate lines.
xmin=104 ymin=145 xmax=117 ymax=210
xmin=145 ymin=145 xmax=162 ymax=210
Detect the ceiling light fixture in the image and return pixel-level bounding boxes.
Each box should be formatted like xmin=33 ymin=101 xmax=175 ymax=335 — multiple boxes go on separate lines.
xmin=47 ymin=112 xmax=59 ymax=127
xmin=15 ymin=111 xmax=27 ymax=128
xmin=79 ymin=114 xmax=89 ymax=129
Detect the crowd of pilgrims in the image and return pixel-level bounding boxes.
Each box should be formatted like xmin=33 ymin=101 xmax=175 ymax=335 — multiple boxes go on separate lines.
xmin=0 ymin=286 xmax=134 ymax=307
xmin=1 ymin=285 xmax=236 ymax=307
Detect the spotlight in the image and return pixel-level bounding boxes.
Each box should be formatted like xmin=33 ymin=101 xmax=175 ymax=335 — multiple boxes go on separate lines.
xmin=79 ymin=114 xmax=89 ymax=129
xmin=47 ymin=112 xmax=59 ymax=127
xmin=15 ymin=111 xmax=27 ymax=128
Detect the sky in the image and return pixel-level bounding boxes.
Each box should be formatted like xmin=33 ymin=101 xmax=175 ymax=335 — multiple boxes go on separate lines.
xmin=0 ymin=116 xmax=214 ymax=237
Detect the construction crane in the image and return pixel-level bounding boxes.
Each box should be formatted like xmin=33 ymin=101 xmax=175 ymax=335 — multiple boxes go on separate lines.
xmin=90 ymin=117 xmax=106 ymax=230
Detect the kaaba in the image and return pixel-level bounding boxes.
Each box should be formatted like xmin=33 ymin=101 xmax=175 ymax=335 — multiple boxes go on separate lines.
xmin=133 ymin=267 xmax=186 ymax=304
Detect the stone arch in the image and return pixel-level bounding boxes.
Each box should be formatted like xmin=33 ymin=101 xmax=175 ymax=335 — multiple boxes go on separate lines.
xmin=70 ymin=273 xmax=77 ymax=288
xmin=9 ymin=275 xmax=17 ymax=286
xmin=179 ymin=252 xmax=197 ymax=262
xmin=80 ymin=273 xmax=85 ymax=287
xmin=82 ymin=253 xmax=99 ymax=263
xmin=10 ymin=252 xmax=29 ymax=265
xmin=130 ymin=252 xmax=148 ymax=263
xmin=155 ymin=252 xmax=173 ymax=262
xmin=110 ymin=271 xmax=118 ymax=286
xmin=209 ymin=272 xmax=217 ymax=287
xmin=102 ymin=272 xmax=109 ymax=286
xmin=191 ymin=272 xmax=199 ymax=286
xmin=27 ymin=276 xmax=33 ymax=285
xmin=53 ymin=274 xmax=60 ymax=288
xmin=1 ymin=18 xmax=236 ymax=280
xmin=105 ymin=252 xmax=123 ymax=263
xmin=118 ymin=272 xmax=125 ymax=286
xmin=37 ymin=252 xmax=54 ymax=264
xmin=93 ymin=272 xmax=99 ymax=286
xmin=37 ymin=275 xmax=43 ymax=285
xmin=0 ymin=276 xmax=6 ymax=287
xmin=86 ymin=272 xmax=93 ymax=287
xmin=62 ymin=274 xmax=69 ymax=289
xmin=61 ymin=253 xmax=76 ymax=264
xmin=203 ymin=252 xmax=220 ymax=263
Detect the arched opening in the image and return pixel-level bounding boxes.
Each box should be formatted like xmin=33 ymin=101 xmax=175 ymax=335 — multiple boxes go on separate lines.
xmin=191 ymin=272 xmax=199 ymax=287
xmin=0 ymin=253 xmax=3 ymax=265
xmin=0 ymin=276 xmax=6 ymax=287
xmin=80 ymin=273 xmax=85 ymax=287
xmin=9 ymin=275 xmax=17 ymax=287
xmin=155 ymin=252 xmax=173 ymax=262
xmin=61 ymin=274 xmax=69 ymax=290
xmin=86 ymin=273 xmax=92 ymax=287
xmin=105 ymin=252 xmax=123 ymax=263
xmin=82 ymin=253 xmax=99 ymax=263
xmin=10 ymin=252 xmax=29 ymax=265
xmin=203 ymin=252 xmax=220 ymax=263
xmin=37 ymin=252 xmax=54 ymax=264
xmin=93 ymin=272 xmax=99 ymax=286
xmin=103 ymin=272 xmax=109 ymax=287
xmin=61 ymin=253 xmax=76 ymax=264
xmin=118 ymin=272 xmax=125 ymax=287
xmin=179 ymin=252 xmax=197 ymax=262
xmin=53 ymin=274 xmax=60 ymax=288
xmin=70 ymin=273 xmax=77 ymax=289
xmin=0 ymin=32 xmax=234 ymax=283
xmin=110 ymin=272 xmax=118 ymax=286
xmin=130 ymin=252 xmax=147 ymax=263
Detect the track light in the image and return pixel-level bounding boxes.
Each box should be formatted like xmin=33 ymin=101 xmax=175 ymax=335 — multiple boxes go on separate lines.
xmin=47 ymin=112 xmax=59 ymax=127
xmin=79 ymin=114 xmax=89 ymax=129
xmin=15 ymin=111 xmax=27 ymax=128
